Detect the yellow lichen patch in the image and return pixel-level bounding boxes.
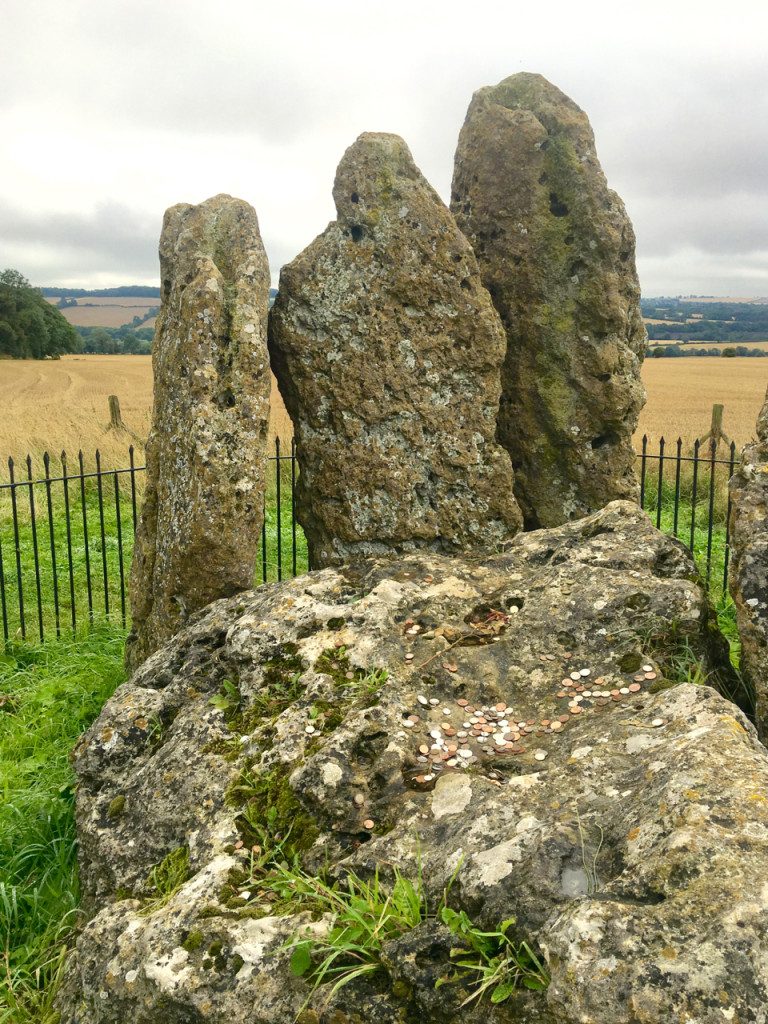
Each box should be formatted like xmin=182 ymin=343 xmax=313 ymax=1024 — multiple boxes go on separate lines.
xmin=748 ymin=793 xmax=767 ymax=803
xmin=627 ymin=827 xmax=641 ymax=842
xmin=683 ymin=790 xmax=700 ymax=801
xmin=660 ymin=946 xmax=677 ymax=960
xmin=101 ymin=727 xmax=114 ymax=743
xmin=134 ymin=718 xmax=147 ymax=730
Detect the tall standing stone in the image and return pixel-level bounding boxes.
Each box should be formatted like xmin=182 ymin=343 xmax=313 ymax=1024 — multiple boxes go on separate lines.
xmin=126 ymin=194 xmax=270 ymax=673
xmin=269 ymin=132 xmax=521 ymax=569
xmin=729 ymin=385 xmax=768 ymax=741
xmin=451 ymin=73 xmax=647 ymax=529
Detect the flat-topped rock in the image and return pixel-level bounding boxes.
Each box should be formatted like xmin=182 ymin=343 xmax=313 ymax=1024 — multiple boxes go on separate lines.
xmin=269 ymin=132 xmax=521 ymax=569
xmin=451 ymin=73 xmax=647 ymax=529
xmin=126 ymin=194 xmax=271 ymax=673
xmin=57 ymin=502 xmax=766 ymax=1024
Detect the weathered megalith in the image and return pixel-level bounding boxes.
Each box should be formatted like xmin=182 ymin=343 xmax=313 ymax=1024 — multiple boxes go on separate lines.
xmin=125 ymin=194 xmax=271 ymax=674
xmin=57 ymin=502 xmax=768 ymax=1024
xmin=451 ymin=73 xmax=647 ymax=530
xmin=268 ymin=132 xmax=521 ymax=568
xmin=729 ymin=383 xmax=768 ymax=741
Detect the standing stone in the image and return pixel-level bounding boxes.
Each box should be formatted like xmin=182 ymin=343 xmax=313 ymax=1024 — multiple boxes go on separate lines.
xmin=268 ymin=132 xmax=521 ymax=568
xmin=729 ymin=384 xmax=768 ymax=741
xmin=451 ymin=72 xmax=647 ymax=529
xmin=125 ymin=194 xmax=270 ymax=674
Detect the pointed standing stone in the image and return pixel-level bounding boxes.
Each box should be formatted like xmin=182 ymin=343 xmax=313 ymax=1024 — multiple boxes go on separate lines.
xmin=729 ymin=384 xmax=768 ymax=741
xmin=126 ymin=194 xmax=270 ymax=673
xmin=451 ymin=73 xmax=647 ymax=529
xmin=269 ymin=132 xmax=521 ymax=568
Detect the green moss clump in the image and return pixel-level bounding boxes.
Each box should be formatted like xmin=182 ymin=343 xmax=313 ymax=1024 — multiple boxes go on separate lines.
xmin=228 ymin=644 xmax=305 ymax=735
xmin=618 ymin=651 xmax=642 ymax=673
xmin=197 ymin=905 xmax=221 ymax=920
xmin=231 ymin=953 xmax=245 ymax=973
xmin=115 ymin=886 xmax=133 ymax=901
xmin=146 ymin=846 xmax=190 ymax=897
xmin=224 ymin=761 xmax=319 ymax=865
xmin=201 ymin=735 xmax=242 ymax=761
xmin=107 ymin=795 xmax=125 ymax=818
xmin=208 ymin=941 xmax=224 ymax=957
xmin=182 ymin=929 xmax=204 ymax=952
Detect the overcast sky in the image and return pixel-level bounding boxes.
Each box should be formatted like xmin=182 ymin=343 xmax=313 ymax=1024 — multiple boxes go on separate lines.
xmin=1 ymin=0 xmax=766 ymax=298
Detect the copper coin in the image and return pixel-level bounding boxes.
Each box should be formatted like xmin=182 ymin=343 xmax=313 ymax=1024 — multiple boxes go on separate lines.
xmin=541 ymin=719 xmax=551 ymax=727
xmin=363 ymin=819 xmax=374 ymax=829
xmin=523 ymin=725 xmax=535 ymax=733
xmin=610 ymin=689 xmax=620 ymax=696
xmin=495 ymin=702 xmax=507 ymax=712
xmin=562 ymin=680 xmax=574 ymax=687
xmin=408 ymin=714 xmax=420 ymax=722
xmin=418 ymin=744 xmax=430 ymax=754
xmin=569 ymin=706 xmax=582 ymax=715
xmin=629 ymin=683 xmax=642 ymax=692
xmin=457 ymin=699 xmax=469 ymax=707
xmin=563 ymin=652 xmax=572 ymax=659
xmin=482 ymin=725 xmax=494 ymax=734
xmin=424 ymin=576 xmax=434 ymax=582
xmin=444 ymin=727 xmax=456 ymax=736
xmin=644 ymin=672 xmax=657 ymax=680
xmin=558 ymin=714 xmax=570 ymax=723
xmin=447 ymin=743 xmax=458 ymax=753
xmin=557 ymin=692 xmax=568 ymax=699
xmin=527 ymin=718 xmax=536 ymax=725
xmin=551 ymin=721 xmax=563 ymax=731
xmin=443 ymin=663 xmax=458 ymax=673
xmin=612 ymin=694 xmax=622 ymax=702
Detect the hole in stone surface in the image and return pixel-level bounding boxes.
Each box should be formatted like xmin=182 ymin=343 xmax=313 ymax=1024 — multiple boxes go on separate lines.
xmin=549 ymin=193 xmax=569 ymax=217
xmin=590 ymin=431 xmax=619 ymax=450
xmin=619 ymin=250 xmax=630 ymax=262
xmin=504 ymin=595 xmax=525 ymax=612
xmin=218 ymin=388 xmax=236 ymax=409
xmin=538 ymin=172 xmax=548 ymax=185
xmin=564 ymin=234 xmax=574 ymax=245
xmin=460 ymin=278 xmax=471 ymax=291
xmin=540 ymin=138 xmax=550 ymax=151
xmin=350 ymin=225 xmax=364 ymax=243
xmin=351 ymin=192 xmax=359 ymax=203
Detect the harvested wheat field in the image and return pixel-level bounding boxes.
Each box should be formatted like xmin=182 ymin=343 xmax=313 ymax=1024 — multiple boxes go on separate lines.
xmin=1 ymin=353 xmax=765 ymax=471
xmin=0 ymin=355 xmax=294 ymax=468
xmin=635 ymin=357 xmax=768 ymax=451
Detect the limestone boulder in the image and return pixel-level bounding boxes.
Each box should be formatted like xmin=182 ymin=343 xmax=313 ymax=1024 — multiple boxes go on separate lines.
xmin=57 ymin=502 xmax=768 ymax=1024
xmin=126 ymin=194 xmax=271 ymax=673
xmin=268 ymin=132 xmax=521 ymax=569
xmin=729 ymin=384 xmax=768 ymax=741
xmin=451 ymin=73 xmax=647 ymax=529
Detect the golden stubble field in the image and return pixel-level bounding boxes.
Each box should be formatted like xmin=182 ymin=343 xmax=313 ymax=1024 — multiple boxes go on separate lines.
xmin=0 ymin=354 xmax=766 ymax=470
xmin=0 ymin=355 xmax=293 ymax=469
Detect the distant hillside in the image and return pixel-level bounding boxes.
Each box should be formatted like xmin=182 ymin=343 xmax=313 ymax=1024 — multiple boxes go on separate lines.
xmin=641 ymin=297 xmax=768 ymax=356
xmin=40 ymin=285 xmax=160 ymax=298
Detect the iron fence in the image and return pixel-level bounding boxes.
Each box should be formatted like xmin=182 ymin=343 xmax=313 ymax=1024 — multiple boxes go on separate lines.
xmin=0 ymin=435 xmax=740 ymax=645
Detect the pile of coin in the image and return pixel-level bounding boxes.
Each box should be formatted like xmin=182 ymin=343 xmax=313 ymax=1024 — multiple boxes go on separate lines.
xmin=399 ymin=656 xmax=656 ymax=785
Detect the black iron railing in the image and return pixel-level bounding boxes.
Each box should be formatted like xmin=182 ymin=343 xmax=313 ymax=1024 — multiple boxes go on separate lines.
xmin=0 ymin=435 xmax=740 ymax=644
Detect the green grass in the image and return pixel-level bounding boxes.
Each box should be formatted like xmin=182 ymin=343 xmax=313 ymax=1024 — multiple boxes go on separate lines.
xmin=0 ymin=624 xmax=128 ymax=1023
xmin=0 ymin=454 xmax=309 ymax=645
